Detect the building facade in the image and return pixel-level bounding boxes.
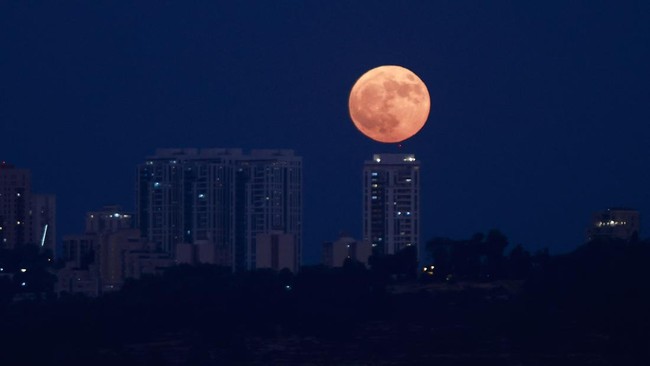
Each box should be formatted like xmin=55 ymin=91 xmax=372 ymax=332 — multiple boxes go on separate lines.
xmin=363 ymin=154 xmax=420 ymax=258
xmin=136 ymin=148 xmax=302 ymax=271
xmin=255 ymin=232 xmax=297 ymax=272
xmin=0 ymin=162 xmax=56 ymax=253
xmin=322 ymin=233 xmax=372 ymax=268
xmin=0 ymin=162 xmax=31 ymax=249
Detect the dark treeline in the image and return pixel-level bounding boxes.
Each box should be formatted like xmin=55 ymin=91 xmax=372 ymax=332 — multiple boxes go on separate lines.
xmin=426 ymin=229 xmax=546 ymax=281
xmin=0 ymin=233 xmax=649 ymax=365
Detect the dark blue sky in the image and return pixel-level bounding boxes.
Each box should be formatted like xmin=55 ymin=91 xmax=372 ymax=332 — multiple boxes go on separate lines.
xmin=2 ymin=1 xmax=649 ymax=263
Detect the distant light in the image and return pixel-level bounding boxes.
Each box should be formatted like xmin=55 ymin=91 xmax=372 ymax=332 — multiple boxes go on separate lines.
xmin=21 ymin=282 xmax=26 ymax=287
xmin=16 ymin=193 xmax=21 ymax=197
xmin=20 ymin=268 xmax=27 ymax=273
xmin=285 ymin=285 xmax=292 ymax=290
xmin=198 ymin=194 xmax=205 ymax=199
xmin=41 ymin=224 xmax=48 ymax=247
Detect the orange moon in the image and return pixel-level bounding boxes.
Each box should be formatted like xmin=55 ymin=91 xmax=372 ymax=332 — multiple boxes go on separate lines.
xmin=349 ymin=65 xmax=430 ymax=143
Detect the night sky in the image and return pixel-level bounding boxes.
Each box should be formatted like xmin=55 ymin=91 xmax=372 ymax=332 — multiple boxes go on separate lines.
xmin=2 ymin=1 xmax=649 ymax=263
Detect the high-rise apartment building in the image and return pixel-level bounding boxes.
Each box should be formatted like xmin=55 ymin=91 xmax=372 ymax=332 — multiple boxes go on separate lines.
xmin=238 ymin=150 xmax=302 ymax=270
xmin=0 ymin=162 xmax=56 ymax=253
xmin=0 ymin=162 xmax=31 ymax=249
xmin=363 ymin=154 xmax=420 ymax=258
xmin=136 ymin=148 xmax=302 ymax=271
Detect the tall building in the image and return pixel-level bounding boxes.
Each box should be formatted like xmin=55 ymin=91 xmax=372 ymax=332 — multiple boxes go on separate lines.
xmin=363 ymin=154 xmax=420 ymax=258
xmin=0 ymin=162 xmax=56 ymax=253
xmin=238 ymin=150 xmax=302 ymax=270
xmin=136 ymin=148 xmax=302 ymax=271
xmin=136 ymin=148 xmax=240 ymax=255
xmin=587 ymin=208 xmax=640 ymax=241
xmin=0 ymin=162 xmax=31 ymax=249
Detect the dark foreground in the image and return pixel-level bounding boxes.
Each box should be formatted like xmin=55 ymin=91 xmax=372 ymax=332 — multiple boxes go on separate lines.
xmin=0 ymin=239 xmax=649 ymax=365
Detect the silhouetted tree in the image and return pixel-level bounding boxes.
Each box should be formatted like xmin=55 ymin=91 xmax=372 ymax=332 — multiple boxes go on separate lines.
xmin=507 ymin=243 xmax=531 ymax=279
xmin=482 ymin=229 xmax=508 ymax=278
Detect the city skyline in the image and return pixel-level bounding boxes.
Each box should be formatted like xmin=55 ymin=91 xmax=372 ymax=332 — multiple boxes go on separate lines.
xmin=2 ymin=2 xmax=649 ymax=263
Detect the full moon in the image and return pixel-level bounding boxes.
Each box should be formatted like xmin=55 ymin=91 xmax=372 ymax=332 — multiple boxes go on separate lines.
xmin=349 ymin=65 xmax=430 ymax=143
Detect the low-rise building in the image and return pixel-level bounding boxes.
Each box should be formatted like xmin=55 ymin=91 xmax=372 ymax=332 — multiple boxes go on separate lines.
xmin=322 ymin=233 xmax=372 ymax=267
